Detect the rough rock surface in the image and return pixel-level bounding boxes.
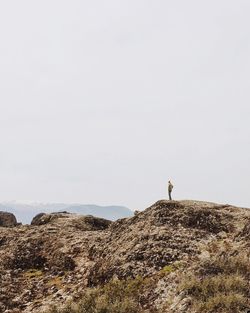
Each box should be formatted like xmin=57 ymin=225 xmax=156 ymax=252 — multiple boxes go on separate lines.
xmin=0 ymin=200 xmax=249 ymax=313
xmin=0 ymin=212 xmax=18 ymax=227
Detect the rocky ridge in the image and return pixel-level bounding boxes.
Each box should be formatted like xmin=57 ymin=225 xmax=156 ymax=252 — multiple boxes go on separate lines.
xmin=0 ymin=200 xmax=249 ymax=313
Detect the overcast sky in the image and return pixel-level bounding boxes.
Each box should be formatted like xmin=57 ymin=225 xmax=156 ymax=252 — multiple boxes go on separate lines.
xmin=0 ymin=0 xmax=249 ymax=210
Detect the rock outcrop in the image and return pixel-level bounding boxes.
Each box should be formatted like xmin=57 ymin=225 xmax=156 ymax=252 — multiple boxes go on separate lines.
xmin=0 ymin=200 xmax=249 ymax=313
xmin=30 ymin=213 xmax=46 ymax=225
xmin=31 ymin=212 xmax=112 ymax=230
xmin=0 ymin=211 xmax=18 ymax=227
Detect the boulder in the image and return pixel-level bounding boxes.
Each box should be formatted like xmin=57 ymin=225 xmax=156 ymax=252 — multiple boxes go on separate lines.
xmin=31 ymin=213 xmax=47 ymax=225
xmin=0 ymin=211 xmax=18 ymax=227
xmin=31 ymin=212 xmax=71 ymax=225
xmin=72 ymin=215 xmax=112 ymax=231
xmin=31 ymin=212 xmax=112 ymax=230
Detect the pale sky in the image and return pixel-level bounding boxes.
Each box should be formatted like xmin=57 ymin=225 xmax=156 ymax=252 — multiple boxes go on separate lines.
xmin=0 ymin=0 xmax=250 ymax=210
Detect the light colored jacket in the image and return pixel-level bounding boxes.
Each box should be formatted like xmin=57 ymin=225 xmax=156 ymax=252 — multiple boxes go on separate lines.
xmin=168 ymin=182 xmax=173 ymax=192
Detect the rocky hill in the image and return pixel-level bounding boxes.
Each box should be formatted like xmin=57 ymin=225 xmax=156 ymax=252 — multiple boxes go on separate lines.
xmin=0 ymin=200 xmax=249 ymax=313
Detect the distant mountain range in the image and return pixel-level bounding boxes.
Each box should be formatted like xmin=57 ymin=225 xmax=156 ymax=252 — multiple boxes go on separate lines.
xmin=0 ymin=201 xmax=133 ymax=224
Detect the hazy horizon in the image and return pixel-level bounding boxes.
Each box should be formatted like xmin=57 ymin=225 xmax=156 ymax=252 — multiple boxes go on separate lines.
xmin=0 ymin=201 xmax=132 ymax=224
xmin=0 ymin=1 xmax=250 ymax=211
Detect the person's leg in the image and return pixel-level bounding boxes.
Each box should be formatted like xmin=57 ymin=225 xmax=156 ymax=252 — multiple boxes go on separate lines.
xmin=168 ymin=191 xmax=172 ymax=200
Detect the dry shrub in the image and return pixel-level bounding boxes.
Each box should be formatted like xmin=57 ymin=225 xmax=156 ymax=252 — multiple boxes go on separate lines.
xmin=47 ymin=277 xmax=144 ymax=313
xmin=201 ymin=240 xmax=250 ymax=278
xmin=196 ymin=293 xmax=247 ymax=312
xmin=180 ymin=242 xmax=250 ymax=313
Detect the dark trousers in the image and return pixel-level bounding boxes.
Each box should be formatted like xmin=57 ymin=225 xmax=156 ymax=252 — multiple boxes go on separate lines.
xmin=168 ymin=191 xmax=172 ymax=200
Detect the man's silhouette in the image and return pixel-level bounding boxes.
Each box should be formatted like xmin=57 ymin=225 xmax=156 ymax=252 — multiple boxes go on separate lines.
xmin=168 ymin=180 xmax=173 ymax=200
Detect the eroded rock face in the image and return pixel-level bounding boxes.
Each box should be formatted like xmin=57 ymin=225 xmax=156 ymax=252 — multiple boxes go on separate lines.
xmin=31 ymin=212 xmax=70 ymax=225
xmin=31 ymin=212 xmax=112 ymax=230
xmin=71 ymin=215 xmax=112 ymax=231
xmin=31 ymin=213 xmax=46 ymax=225
xmin=0 ymin=201 xmax=249 ymax=313
xmin=238 ymin=218 xmax=250 ymax=242
xmin=0 ymin=211 xmax=18 ymax=227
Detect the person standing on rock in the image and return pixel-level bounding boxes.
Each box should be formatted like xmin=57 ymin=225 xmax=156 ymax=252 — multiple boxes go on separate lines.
xmin=168 ymin=180 xmax=174 ymax=200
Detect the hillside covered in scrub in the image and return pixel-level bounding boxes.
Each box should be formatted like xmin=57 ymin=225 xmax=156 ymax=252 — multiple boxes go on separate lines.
xmin=0 ymin=200 xmax=250 ymax=313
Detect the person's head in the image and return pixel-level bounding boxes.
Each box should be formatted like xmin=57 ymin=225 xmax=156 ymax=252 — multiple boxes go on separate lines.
xmin=168 ymin=180 xmax=171 ymax=184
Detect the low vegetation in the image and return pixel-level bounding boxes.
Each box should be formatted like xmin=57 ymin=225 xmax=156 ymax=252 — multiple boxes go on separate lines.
xmin=47 ymin=277 xmax=145 ymax=313
xmin=180 ymin=241 xmax=250 ymax=313
xmin=47 ymin=241 xmax=250 ymax=313
xmin=159 ymin=261 xmax=183 ymax=277
xmin=24 ymin=269 xmax=44 ymax=279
